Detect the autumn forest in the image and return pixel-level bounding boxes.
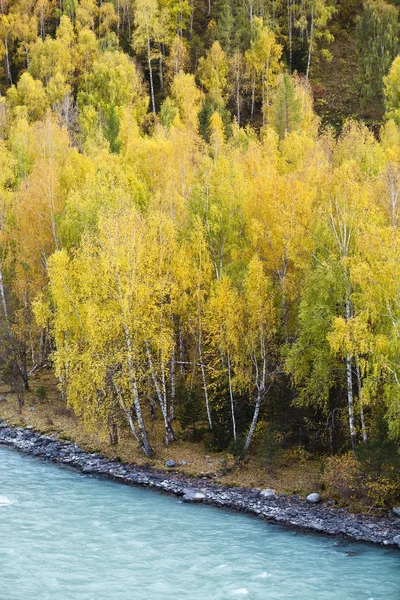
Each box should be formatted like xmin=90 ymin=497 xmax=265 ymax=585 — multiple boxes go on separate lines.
xmin=0 ymin=0 xmax=400 ymax=507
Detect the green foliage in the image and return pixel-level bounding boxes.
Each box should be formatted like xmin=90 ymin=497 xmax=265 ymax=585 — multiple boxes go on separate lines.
xmin=104 ymin=104 xmax=121 ymax=153
xmin=270 ymin=74 xmax=301 ymax=139
xmin=384 ymin=57 xmax=400 ymax=124
xmin=178 ymin=385 xmax=207 ymax=442
xmin=256 ymin=422 xmax=284 ymax=473
xmin=356 ymin=0 xmax=399 ymax=104
xmin=35 ymin=386 xmax=48 ymax=400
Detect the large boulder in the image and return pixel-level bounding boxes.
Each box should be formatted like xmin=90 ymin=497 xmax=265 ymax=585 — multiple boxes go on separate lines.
xmin=393 ymin=535 xmax=400 ymax=548
xmin=182 ymin=489 xmax=206 ymax=503
xmin=306 ymin=493 xmax=322 ymax=504
xmin=165 ymin=460 xmax=176 ymax=468
xmin=260 ymin=488 xmax=276 ymax=500
xmin=391 ymin=507 xmax=400 ymax=518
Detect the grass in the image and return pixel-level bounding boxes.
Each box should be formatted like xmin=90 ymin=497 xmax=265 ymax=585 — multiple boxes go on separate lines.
xmin=0 ymin=369 xmax=323 ymax=498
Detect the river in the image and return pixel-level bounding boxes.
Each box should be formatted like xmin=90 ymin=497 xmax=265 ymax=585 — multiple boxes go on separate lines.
xmin=0 ymin=445 xmax=399 ymax=599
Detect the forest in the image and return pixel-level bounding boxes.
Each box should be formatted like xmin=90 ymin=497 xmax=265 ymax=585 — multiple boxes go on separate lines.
xmin=0 ymin=0 xmax=400 ymax=508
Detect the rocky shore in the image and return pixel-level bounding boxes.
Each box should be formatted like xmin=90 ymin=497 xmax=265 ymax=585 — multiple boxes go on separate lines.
xmin=1 ymin=420 xmax=399 ymax=549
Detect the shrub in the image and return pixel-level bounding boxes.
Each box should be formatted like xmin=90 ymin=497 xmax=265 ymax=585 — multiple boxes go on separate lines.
xmin=35 ymin=386 xmax=47 ymax=400
xmin=365 ymin=475 xmax=399 ymax=508
xmin=256 ymin=422 xmax=283 ymax=473
xmin=322 ymin=452 xmax=363 ymax=499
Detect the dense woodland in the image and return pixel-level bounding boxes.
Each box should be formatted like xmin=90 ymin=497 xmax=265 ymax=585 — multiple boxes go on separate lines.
xmin=0 ymin=0 xmax=400 ymax=505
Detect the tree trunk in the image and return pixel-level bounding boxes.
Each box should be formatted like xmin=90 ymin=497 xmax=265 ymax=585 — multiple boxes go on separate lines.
xmin=356 ymin=359 xmax=368 ymax=444
xmin=227 ymin=352 xmax=237 ymax=443
xmin=4 ymin=37 xmax=11 ymax=86
xmin=0 ymin=267 xmax=9 ymax=323
xmin=170 ymin=337 xmax=175 ymax=422
xmin=199 ymin=339 xmax=212 ymax=429
xmin=146 ymin=342 xmax=175 ymax=445
xmin=159 ymin=44 xmax=164 ymax=91
xmin=244 ymin=388 xmax=262 ymax=451
xmin=112 ymin=378 xmax=141 ymax=444
xmin=251 ymin=73 xmax=255 ymax=121
xmin=147 ymin=36 xmax=156 ymax=114
xmin=288 ymin=0 xmax=293 ymax=73
xmin=346 ymin=352 xmax=356 ymax=450
xmin=306 ymin=5 xmax=314 ymax=80
xmin=123 ymin=327 xmax=153 ymax=456
xmin=345 ymin=299 xmax=356 ymax=449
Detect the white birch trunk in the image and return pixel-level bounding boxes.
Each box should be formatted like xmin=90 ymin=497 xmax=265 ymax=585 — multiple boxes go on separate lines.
xmin=227 ymin=352 xmax=237 ymax=443
xmin=345 ymin=298 xmax=356 ymax=449
xmin=146 ymin=342 xmax=174 ymax=445
xmin=147 ymin=36 xmax=156 ymax=114
xmin=356 ymin=360 xmax=368 ymax=444
xmin=123 ymin=327 xmax=153 ymax=456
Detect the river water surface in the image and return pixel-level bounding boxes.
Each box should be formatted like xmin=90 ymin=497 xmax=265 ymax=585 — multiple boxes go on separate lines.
xmin=0 ymin=445 xmax=399 ymax=600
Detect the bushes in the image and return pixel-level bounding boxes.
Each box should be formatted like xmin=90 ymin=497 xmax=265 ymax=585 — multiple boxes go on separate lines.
xmin=322 ymin=452 xmax=363 ymax=499
xmin=322 ymin=450 xmax=400 ymax=509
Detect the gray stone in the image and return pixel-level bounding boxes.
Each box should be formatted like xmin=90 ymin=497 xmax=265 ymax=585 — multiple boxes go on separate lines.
xmin=391 ymin=506 xmax=400 ymax=518
xmin=0 ymin=396 xmax=6 ymax=402
xmin=165 ymin=460 xmax=176 ymax=468
xmin=393 ymin=535 xmax=400 ymax=548
xmin=306 ymin=493 xmax=322 ymax=504
xmin=182 ymin=490 xmax=206 ymax=503
xmin=28 ymin=407 xmax=36 ymax=412
xmin=177 ymin=460 xmax=187 ymax=466
xmin=260 ymin=488 xmax=276 ymax=499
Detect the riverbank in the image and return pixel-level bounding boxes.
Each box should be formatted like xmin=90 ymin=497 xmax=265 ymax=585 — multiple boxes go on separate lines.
xmin=1 ymin=420 xmax=399 ymax=549
xmin=0 ymin=376 xmax=323 ymax=495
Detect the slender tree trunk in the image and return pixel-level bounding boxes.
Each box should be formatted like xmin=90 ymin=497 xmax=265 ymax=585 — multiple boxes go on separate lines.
xmin=39 ymin=7 xmax=45 ymax=39
xmin=117 ymin=0 xmax=120 ymax=40
xmin=245 ymin=340 xmax=267 ymax=452
xmin=146 ymin=342 xmax=175 ymax=445
xmin=112 ymin=378 xmax=141 ymax=444
xmin=227 ymin=352 xmax=237 ymax=443
xmin=159 ymin=43 xmax=164 ymax=91
xmin=161 ymin=358 xmax=175 ymax=442
xmin=179 ymin=318 xmax=184 ymax=375
xmin=345 ymin=298 xmax=356 ymax=450
xmin=4 ymin=37 xmax=12 ymax=85
xmin=346 ymin=353 xmax=356 ymax=450
xmin=306 ymin=5 xmax=314 ymax=80
xmin=147 ymin=36 xmax=156 ymax=114
xmin=0 ymin=268 xmax=9 ymax=323
xmin=288 ymin=0 xmax=293 ymax=73
xmin=244 ymin=388 xmax=262 ymax=451
xmin=123 ymin=327 xmax=153 ymax=456
xmin=25 ymin=43 xmax=29 ymax=68
xmin=261 ymin=70 xmax=265 ymax=126
xmin=236 ymin=67 xmax=241 ymax=124
xmin=356 ymin=359 xmax=368 ymax=444
xmin=278 ymin=254 xmax=289 ymax=343
xmin=251 ymin=73 xmax=255 ymax=121
xmin=170 ymin=335 xmax=175 ymax=422
xmin=198 ymin=339 xmax=212 ymax=429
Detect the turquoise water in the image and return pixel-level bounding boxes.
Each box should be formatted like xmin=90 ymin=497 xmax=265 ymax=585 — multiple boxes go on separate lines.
xmin=0 ymin=446 xmax=399 ymax=600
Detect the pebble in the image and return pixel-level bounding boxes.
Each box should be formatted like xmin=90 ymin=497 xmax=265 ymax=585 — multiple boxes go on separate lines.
xmin=260 ymin=488 xmax=276 ymax=499
xmin=306 ymin=493 xmax=322 ymax=504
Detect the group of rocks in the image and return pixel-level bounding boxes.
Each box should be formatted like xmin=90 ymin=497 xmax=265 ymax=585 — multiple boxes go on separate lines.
xmin=0 ymin=420 xmax=399 ymax=549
